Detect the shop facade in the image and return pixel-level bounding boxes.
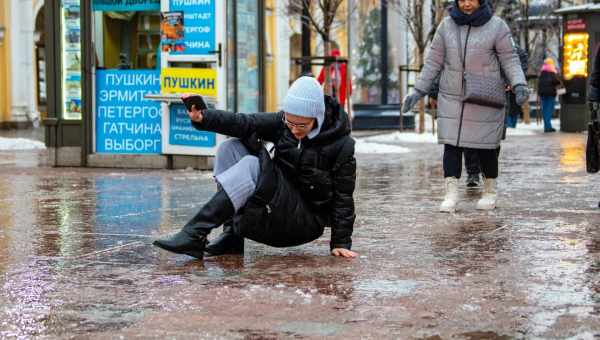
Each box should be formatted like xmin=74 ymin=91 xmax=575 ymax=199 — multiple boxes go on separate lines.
xmin=43 ymin=0 xmax=268 ymax=168
xmin=556 ymin=4 xmax=600 ymax=132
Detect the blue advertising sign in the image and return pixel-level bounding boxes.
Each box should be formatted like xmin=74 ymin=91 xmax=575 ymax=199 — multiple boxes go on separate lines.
xmin=96 ymin=70 xmax=162 ymax=154
xmin=168 ymin=0 xmax=215 ymax=55
xmin=169 ymin=104 xmax=216 ymax=147
xmin=93 ymin=0 xmax=160 ymax=11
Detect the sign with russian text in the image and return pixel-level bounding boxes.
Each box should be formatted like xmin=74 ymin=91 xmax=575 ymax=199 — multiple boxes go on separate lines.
xmin=92 ymin=0 xmax=160 ymax=11
xmin=160 ymin=67 xmax=217 ymax=97
xmin=169 ymin=104 xmax=216 ymax=147
xmin=566 ymin=18 xmax=586 ymax=32
xmin=96 ymin=70 xmax=162 ymax=154
xmin=169 ymin=0 xmax=215 ymax=55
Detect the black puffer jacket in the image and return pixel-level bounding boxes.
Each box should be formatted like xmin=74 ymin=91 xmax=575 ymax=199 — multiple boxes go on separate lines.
xmin=193 ymin=97 xmax=356 ymax=250
xmin=590 ymin=47 xmax=600 ymax=101
xmin=537 ymin=71 xmax=561 ymax=97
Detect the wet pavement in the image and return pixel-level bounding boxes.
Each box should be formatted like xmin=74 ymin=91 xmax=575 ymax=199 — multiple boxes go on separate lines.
xmin=0 ymin=130 xmax=599 ymax=339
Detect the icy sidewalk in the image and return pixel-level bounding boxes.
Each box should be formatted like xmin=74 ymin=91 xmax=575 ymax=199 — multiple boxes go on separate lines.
xmin=0 ymin=128 xmax=598 ymax=339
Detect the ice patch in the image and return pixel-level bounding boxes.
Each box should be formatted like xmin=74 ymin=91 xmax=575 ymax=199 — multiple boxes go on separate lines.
xmin=355 ymin=279 xmax=419 ymax=296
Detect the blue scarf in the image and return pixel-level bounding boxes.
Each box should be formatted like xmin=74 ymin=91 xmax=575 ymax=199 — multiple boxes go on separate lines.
xmin=450 ymin=1 xmax=493 ymax=27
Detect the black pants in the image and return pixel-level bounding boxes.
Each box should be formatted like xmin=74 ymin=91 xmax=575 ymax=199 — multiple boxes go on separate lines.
xmin=444 ymin=144 xmax=498 ymax=179
xmin=464 ymin=148 xmax=480 ymax=175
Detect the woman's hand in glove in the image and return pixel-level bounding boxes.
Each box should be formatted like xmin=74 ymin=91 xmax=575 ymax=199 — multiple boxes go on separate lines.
xmin=402 ymin=90 xmax=425 ymax=113
xmin=513 ymin=85 xmax=530 ymax=106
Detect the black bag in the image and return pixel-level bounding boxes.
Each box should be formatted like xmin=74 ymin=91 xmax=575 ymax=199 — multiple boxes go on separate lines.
xmin=587 ymin=106 xmax=600 ymax=173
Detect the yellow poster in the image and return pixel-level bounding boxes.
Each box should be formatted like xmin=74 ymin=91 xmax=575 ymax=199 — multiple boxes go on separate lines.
xmin=161 ymin=68 xmax=217 ymax=97
xmin=563 ymin=33 xmax=589 ymax=80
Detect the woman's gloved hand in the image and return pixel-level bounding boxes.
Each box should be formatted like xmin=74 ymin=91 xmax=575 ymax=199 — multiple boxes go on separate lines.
xmin=513 ymin=84 xmax=530 ymax=106
xmin=402 ymin=90 xmax=426 ymax=113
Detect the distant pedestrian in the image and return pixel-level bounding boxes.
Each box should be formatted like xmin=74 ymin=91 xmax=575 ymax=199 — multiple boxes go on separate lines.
xmin=537 ymin=58 xmax=562 ymax=132
xmin=153 ymin=76 xmax=358 ymax=259
xmin=402 ymin=0 xmax=528 ymax=212
xmin=588 ymin=47 xmax=600 ymax=208
xmin=505 ymin=45 xmax=529 ymax=128
xmin=317 ymin=42 xmax=352 ymax=108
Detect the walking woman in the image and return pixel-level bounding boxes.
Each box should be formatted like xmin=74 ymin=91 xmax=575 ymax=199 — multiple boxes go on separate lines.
xmin=402 ymin=0 xmax=528 ymax=212
xmin=537 ymin=58 xmax=562 ymax=132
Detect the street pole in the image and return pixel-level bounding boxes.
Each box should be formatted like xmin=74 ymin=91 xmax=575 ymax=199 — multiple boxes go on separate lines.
xmin=524 ymin=0 xmax=529 ymax=57
xmin=301 ymin=0 xmax=312 ymax=74
xmin=523 ymin=0 xmax=531 ymax=124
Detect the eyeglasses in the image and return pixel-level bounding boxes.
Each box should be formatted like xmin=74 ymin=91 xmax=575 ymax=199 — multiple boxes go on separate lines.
xmin=282 ymin=115 xmax=312 ymax=130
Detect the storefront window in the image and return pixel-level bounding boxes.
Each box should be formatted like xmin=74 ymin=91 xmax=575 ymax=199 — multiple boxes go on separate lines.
xmin=226 ymin=0 xmax=235 ymax=112
xmin=61 ymin=0 xmax=82 ymax=120
xmin=95 ymin=11 xmax=160 ymax=70
xmin=351 ymin=0 xmax=382 ymax=105
xmin=236 ymin=0 xmax=260 ymax=113
xmin=387 ymin=8 xmax=403 ymax=104
xmin=92 ymin=2 xmax=162 ymax=154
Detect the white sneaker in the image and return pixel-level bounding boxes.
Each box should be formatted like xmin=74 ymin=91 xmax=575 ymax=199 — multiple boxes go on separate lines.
xmin=476 ymin=178 xmax=497 ymax=210
xmin=440 ymin=177 xmax=459 ymax=213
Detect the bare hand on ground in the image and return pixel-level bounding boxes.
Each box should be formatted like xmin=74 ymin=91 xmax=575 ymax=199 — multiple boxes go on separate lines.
xmin=331 ymin=248 xmax=358 ymax=258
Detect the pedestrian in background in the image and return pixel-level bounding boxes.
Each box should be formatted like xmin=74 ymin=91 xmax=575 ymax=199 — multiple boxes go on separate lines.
xmin=317 ymin=41 xmax=351 ymax=108
xmin=402 ymin=0 xmax=528 ymax=212
xmin=153 ymin=76 xmax=358 ymax=259
xmin=588 ymin=47 xmax=600 ymax=208
xmin=505 ymin=45 xmax=529 ymax=128
xmin=537 ymin=58 xmax=562 ymax=132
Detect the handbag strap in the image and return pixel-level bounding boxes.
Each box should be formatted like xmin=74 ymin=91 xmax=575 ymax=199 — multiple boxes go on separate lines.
xmin=456 ymin=23 xmax=508 ymax=87
xmin=455 ymin=24 xmax=466 ymax=75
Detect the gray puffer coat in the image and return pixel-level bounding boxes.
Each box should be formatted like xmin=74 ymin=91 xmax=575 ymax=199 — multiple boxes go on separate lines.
xmin=415 ymin=16 xmax=527 ymax=149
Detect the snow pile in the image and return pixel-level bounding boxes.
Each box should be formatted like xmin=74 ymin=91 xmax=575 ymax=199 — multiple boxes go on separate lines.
xmin=505 ymin=127 xmax=536 ymax=136
xmin=354 ymin=139 xmax=411 ymax=154
xmin=363 ymin=130 xmax=438 ymax=144
xmin=506 ymin=118 xmax=561 ymax=136
xmin=0 ymin=137 xmax=46 ymax=151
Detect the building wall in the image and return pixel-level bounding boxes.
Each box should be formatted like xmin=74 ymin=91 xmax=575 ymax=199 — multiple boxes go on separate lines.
xmin=0 ymin=0 xmax=11 ymax=123
xmin=265 ymin=0 xmax=277 ymax=112
xmin=0 ymin=0 xmax=38 ymax=127
xmin=9 ymin=0 xmax=37 ymax=125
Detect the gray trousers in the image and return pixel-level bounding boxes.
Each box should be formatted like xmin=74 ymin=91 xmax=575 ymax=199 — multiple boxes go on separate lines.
xmin=214 ymin=138 xmax=260 ymax=212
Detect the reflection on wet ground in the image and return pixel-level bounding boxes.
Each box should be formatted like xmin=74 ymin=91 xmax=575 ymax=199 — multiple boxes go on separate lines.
xmin=0 ymin=132 xmax=599 ymax=338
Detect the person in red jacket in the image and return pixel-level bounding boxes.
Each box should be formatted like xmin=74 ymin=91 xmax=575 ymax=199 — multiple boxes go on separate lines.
xmin=317 ymin=43 xmax=351 ymax=108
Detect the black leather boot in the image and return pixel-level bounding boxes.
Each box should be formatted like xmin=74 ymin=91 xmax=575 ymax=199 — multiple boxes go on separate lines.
xmin=153 ymin=190 xmax=234 ymax=259
xmin=204 ymin=221 xmax=244 ymax=256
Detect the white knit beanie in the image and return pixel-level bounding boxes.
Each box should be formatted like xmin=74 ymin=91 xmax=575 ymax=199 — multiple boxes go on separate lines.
xmin=282 ymin=76 xmax=325 ymax=139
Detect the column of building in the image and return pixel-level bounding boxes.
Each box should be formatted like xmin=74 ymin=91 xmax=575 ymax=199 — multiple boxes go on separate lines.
xmin=8 ymin=0 xmax=37 ymax=128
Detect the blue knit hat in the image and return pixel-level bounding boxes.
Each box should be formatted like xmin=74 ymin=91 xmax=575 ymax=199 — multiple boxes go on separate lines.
xmin=282 ymin=76 xmax=325 ymax=139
